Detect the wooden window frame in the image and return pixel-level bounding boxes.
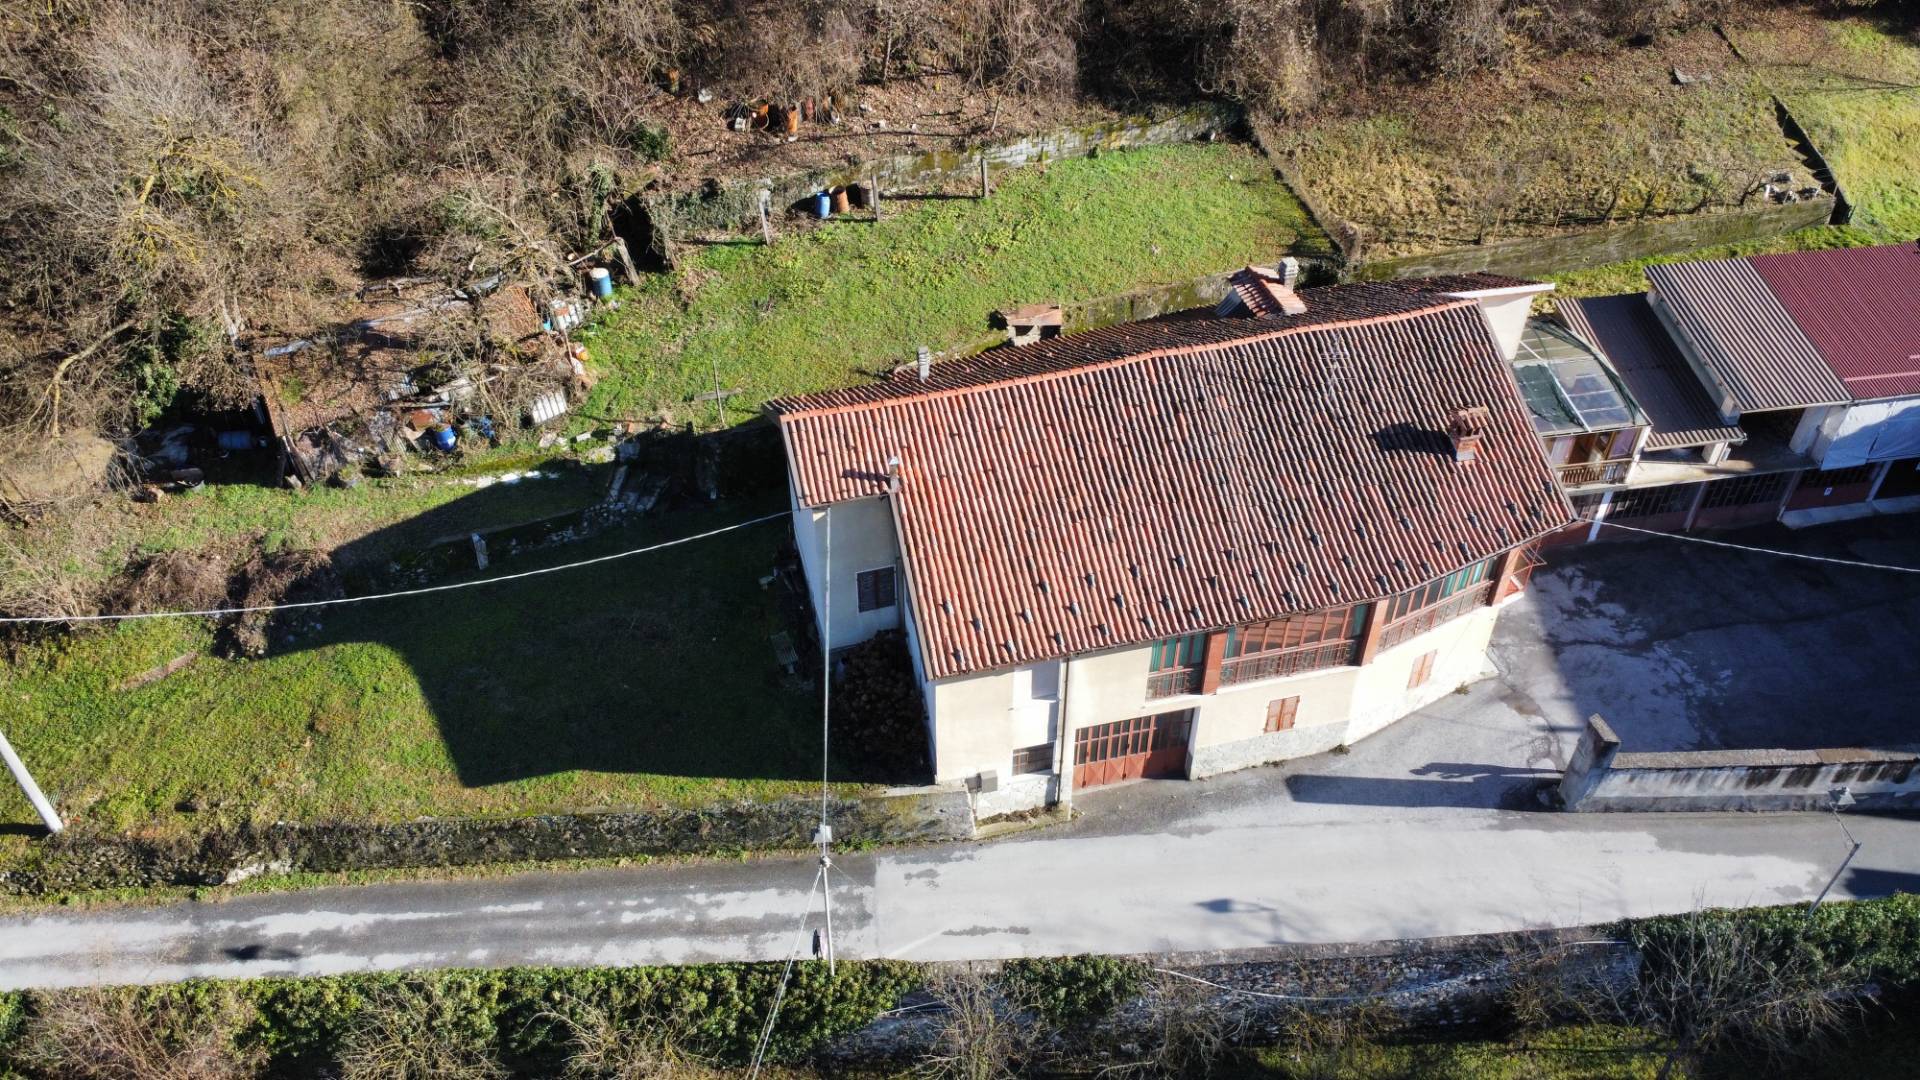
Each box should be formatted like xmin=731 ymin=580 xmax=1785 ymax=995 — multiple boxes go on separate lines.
xmin=856 ymin=565 xmax=897 ymax=612
xmin=1264 ymin=695 xmax=1300 ymax=733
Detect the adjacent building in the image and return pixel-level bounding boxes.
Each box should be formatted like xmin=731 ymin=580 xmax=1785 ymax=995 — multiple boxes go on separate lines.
xmin=1541 ymin=242 xmax=1920 ymax=541
xmin=774 ymin=271 xmax=1575 ymax=812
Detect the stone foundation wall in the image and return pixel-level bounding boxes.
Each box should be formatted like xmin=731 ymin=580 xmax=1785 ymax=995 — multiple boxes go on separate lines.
xmin=3 ymin=789 xmax=973 ymax=895
xmin=1189 ymin=722 xmax=1348 ymax=779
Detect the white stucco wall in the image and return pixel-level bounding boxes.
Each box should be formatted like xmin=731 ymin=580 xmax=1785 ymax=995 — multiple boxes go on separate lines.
xmin=1465 ymin=292 xmax=1542 ymax=362
xmin=1802 ymin=396 xmax=1920 ymax=468
xmin=789 ymin=496 xmax=903 ymax=651
xmin=922 ymin=598 xmax=1510 ymax=792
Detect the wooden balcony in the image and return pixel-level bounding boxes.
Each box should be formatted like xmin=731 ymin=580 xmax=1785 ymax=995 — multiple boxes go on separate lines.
xmin=1146 ymin=666 xmax=1202 ymax=700
xmin=1556 ymin=459 xmax=1633 ymax=488
xmin=1219 ymin=639 xmax=1358 ymax=687
xmin=1378 ymin=580 xmax=1496 ymax=651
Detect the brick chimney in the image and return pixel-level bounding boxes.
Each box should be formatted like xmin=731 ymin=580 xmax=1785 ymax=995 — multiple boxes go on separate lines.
xmin=1446 ymin=406 xmax=1492 ymax=464
xmin=1000 ymin=303 xmax=1064 ymax=347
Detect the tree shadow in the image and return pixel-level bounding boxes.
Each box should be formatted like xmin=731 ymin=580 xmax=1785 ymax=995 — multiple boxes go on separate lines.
xmin=251 ymin=426 xmax=911 ymax=791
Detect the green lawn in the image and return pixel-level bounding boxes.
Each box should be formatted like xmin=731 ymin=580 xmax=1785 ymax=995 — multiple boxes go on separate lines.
xmin=1732 ymin=15 xmax=1920 ymax=237
xmin=1547 ymin=15 xmax=1920 ymax=304
xmin=577 ymin=141 xmax=1328 ymax=428
xmin=0 ymin=497 xmax=844 ymax=843
xmin=1279 ymin=28 xmax=1798 ymax=261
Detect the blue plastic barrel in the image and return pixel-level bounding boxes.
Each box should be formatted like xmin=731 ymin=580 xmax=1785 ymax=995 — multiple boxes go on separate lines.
xmin=815 ymin=191 xmax=832 ymax=219
xmin=217 ymin=430 xmax=254 ymax=451
xmin=430 ymin=425 xmax=457 ymax=452
xmin=588 ymin=267 xmax=613 ymax=299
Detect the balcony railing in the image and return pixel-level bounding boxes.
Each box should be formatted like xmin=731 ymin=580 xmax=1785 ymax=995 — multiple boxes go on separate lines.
xmin=1556 ymin=459 xmax=1632 ymax=487
xmin=1146 ymin=666 xmax=1202 ymax=700
xmin=1378 ymin=580 xmax=1496 ymax=651
xmin=1219 ymin=639 xmax=1358 ymax=687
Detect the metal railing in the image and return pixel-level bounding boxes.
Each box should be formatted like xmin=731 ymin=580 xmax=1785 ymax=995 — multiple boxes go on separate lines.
xmin=1146 ymin=666 xmax=1203 ymax=700
xmin=1379 ymin=580 xmax=1496 ymax=651
xmin=1556 ymin=459 xmax=1632 ymax=487
xmin=1219 ymin=639 xmax=1358 ymax=687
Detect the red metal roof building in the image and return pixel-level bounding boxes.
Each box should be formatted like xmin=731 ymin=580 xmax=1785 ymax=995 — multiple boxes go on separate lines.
xmin=776 ymin=287 xmax=1575 ymax=682
xmin=1749 ymin=244 xmax=1920 ymax=402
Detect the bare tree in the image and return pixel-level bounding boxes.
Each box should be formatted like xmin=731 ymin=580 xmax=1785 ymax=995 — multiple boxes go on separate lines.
xmin=1108 ymin=971 xmax=1245 ymax=1079
xmin=917 ymin=966 xmax=1041 ymax=1080
xmin=18 ymin=986 xmax=263 ymax=1080
xmin=337 ymin=984 xmax=508 ymax=1080
xmin=542 ymin=998 xmax=717 ymax=1080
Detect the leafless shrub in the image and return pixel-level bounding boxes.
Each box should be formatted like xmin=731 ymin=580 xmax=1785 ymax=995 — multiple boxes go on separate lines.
xmin=1580 ymin=910 xmax=1862 ymax=1079
xmin=543 ymin=998 xmax=718 ymax=1080
xmin=1108 ymin=971 xmax=1245 ymax=1079
xmin=336 ymin=983 xmax=508 ymax=1080
xmin=917 ymin=966 xmax=1040 ymax=1080
xmin=1265 ymin=1002 xmax=1392 ymax=1080
xmin=18 ymin=985 xmax=263 ymax=1080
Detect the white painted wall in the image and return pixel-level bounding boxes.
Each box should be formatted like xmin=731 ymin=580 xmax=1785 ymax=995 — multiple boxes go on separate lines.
xmin=1464 ymin=292 xmax=1541 ymax=362
xmin=789 ymin=496 xmax=903 ymax=651
xmin=1802 ymin=396 xmax=1920 ymax=468
xmin=923 ymin=599 xmax=1508 ymax=788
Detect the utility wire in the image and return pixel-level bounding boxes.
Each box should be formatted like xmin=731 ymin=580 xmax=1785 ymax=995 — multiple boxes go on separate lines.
xmin=1578 ymin=516 xmax=1920 ymax=574
xmin=0 ymin=512 xmax=787 ymax=624
xmin=746 ymin=865 xmax=827 ymax=1080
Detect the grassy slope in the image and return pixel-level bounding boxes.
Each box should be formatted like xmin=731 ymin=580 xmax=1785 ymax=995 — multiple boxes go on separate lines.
xmin=1281 ymin=28 xmax=1797 ymax=260
xmin=1547 ymin=15 xmax=1920 ymax=304
xmin=0 ymin=499 xmax=837 ymax=842
xmin=579 ymin=141 xmax=1328 ymax=427
xmin=1236 ymin=1025 xmax=1663 ymax=1079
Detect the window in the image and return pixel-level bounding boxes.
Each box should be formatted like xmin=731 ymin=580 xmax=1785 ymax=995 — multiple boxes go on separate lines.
xmin=1218 ymin=605 xmax=1368 ymax=686
xmin=1265 ymin=696 xmax=1300 ymax=733
xmin=1700 ymin=472 xmax=1789 ymax=510
xmin=1408 ymin=651 xmax=1437 ymax=689
xmin=1384 ymin=557 xmax=1496 ymax=623
xmin=1606 ymin=484 xmax=1693 ymax=520
xmin=856 ymin=566 xmax=896 ymax=612
xmin=1146 ymin=633 xmax=1207 ymax=699
xmin=1010 ymin=743 xmax=1054 ymax=775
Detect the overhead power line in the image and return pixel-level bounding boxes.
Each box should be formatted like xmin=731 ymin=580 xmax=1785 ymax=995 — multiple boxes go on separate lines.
xmin=0 ymin=512 xmax=788 ymax=624
xmin=1581 ymin=516 xmax=1920 ymax=574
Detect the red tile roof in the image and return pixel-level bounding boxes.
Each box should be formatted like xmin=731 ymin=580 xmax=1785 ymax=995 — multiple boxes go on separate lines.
xmin=1749 ymin=244 xmax=1920 ymax=401
xmin=1645 ymin=258 xmax=1849 ymax=413
xmin=777 ymin=299 xmax=1574 ymax=681
xmin=1559 ymin=294 xmax=1746 ymax=451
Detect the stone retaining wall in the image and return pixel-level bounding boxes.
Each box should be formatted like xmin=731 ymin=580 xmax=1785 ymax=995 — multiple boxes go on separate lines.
xmin=2 ymin=788 xmax=973 ymax=895
xmin=1350 ymin=195 xmax=1834 ymax=282
xmin=1560 ymin=715 xmax=1920 ymax=812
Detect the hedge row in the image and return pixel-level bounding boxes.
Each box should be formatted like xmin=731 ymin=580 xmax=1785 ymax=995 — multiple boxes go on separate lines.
xmin=1626 ymin=892 xmax=1920 ymax=986
xmin=0 ymin=961 xmax=918 ymax=1077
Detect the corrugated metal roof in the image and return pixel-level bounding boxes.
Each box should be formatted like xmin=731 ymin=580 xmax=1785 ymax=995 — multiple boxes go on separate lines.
xmin=778 ymin=302 xmax=1574 ymax=681
xmin=1559 ymin=294 xmax=1746 ymax=451
xmin=1750 ymin=244 xmax=1920 ymax=402
xmin=1644 ymin=258 xmax=1848 ymax=413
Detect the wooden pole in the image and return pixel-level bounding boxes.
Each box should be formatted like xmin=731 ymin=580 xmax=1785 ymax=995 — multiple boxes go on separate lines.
xmin=871 ymin=176 xmax=882 ymax=222
xmin=979 ymin=155 xmax=990 ymax=199
xmin=759 ymin=189 xmax=773 ymax=245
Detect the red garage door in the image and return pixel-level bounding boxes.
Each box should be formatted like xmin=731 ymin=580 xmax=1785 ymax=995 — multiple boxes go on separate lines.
xmin=1074 ymin=711 xmax=1192 ymax=790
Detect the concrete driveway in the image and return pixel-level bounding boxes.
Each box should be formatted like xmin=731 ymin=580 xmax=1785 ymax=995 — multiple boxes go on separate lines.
xmin=1073 ymin=514 xmax=1920 ymax=829
xmin=1494 ymin=515 xmax=1920 ymax=755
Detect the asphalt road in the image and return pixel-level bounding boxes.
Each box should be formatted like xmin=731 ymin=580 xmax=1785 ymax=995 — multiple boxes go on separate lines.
xmin=1 ymin=804 xmax=1911 ymax=990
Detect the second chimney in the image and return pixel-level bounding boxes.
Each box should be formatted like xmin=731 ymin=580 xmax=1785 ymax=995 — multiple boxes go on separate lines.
xmin=1446 ymin=406 xmax=1492 ymax=464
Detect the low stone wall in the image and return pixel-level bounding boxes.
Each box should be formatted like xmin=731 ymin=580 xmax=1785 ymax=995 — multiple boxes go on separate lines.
xmin=648 ymin=105 xmax=1242 ymax=244
xmin=1560 ymin=716 xmax=1920 ymax=812
xmin=2 ymin=788 xmax=973 ymax=895
xmin=1349 ymin=195 xmax=1834 ymax=282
